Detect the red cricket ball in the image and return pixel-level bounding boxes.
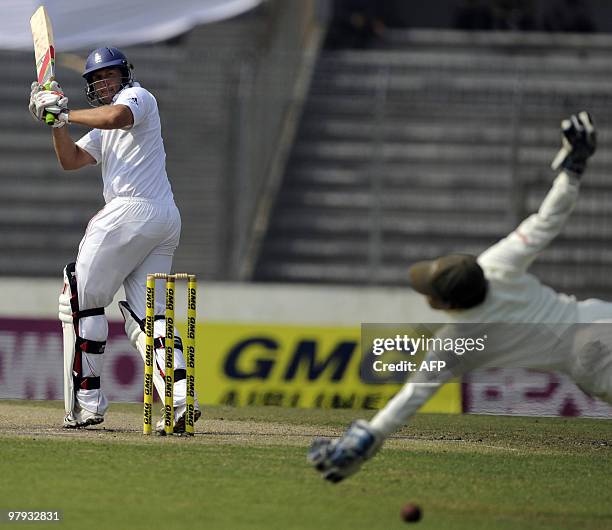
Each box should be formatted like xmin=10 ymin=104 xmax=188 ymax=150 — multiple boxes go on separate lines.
xmin=400 ymin=503 xmax=422 ymax=523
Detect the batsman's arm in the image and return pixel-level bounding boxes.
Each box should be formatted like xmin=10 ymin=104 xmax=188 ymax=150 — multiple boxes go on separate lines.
xmin=67 ymin=105 xmax=133 ymax=130
xmin=479 ymin=171 xmax=580 ymax=273
xmin=51 ymin=127 xmax=96 ymax=170
xmin=51 ymin=105 xmax=133 ymax=170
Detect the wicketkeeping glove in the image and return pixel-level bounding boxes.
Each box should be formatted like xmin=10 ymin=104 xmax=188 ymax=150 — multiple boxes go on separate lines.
xmin=551 ymin=111 xmax=596 ymax=176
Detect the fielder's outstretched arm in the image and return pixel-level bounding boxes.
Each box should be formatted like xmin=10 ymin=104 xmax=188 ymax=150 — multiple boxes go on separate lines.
xmin=479 ymin=170 xmax=580 ymax=273
xmin=479 ymin=112 xmax=596 ymax=274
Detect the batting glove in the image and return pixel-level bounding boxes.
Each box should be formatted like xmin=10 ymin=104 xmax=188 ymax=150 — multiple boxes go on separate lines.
xmin=49 ymin=109 xmax=70 ymax=128
xmin=28 ymin=81 xmax=44 ymax=121
xmin=551 ymin=111 xmax=596 ymax=176
xmin=45 ymin=81 xmax=69 ymax=127
xmin=49 ymin=113 xmax=69 ymax=128
xmin=32 ymin=81 xmax=69 ymax=124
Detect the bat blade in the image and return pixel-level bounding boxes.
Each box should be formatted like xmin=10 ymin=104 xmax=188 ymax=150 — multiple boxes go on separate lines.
xmin=30 ymin=5 xmax=57 ymax=124
xmin=30 ymin=6 xmax=55 ymax=86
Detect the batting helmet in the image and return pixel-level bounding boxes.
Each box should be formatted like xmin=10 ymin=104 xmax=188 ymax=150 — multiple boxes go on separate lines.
xmin=82 ymin=47 xmax=134 ymax=106
xmin=82 ymin=47 xmax=132 ymax=79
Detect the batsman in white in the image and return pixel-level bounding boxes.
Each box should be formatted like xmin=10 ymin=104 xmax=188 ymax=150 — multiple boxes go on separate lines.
xmin=308 ymin=112 xmax=612 ymax=482
xmin=29 ymin=47 xmax=200 ymax=432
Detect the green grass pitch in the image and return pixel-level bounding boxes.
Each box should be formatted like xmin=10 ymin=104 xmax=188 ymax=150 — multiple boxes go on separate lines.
xmin=0 ymin=400 xmax=610 ymax=529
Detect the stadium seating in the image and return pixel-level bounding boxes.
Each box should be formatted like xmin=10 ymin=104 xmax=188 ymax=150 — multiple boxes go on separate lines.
xmin=254 ymin=30 xmax=612 ymax=298
xmin=4 ymin=22 xmax=612 ymax=299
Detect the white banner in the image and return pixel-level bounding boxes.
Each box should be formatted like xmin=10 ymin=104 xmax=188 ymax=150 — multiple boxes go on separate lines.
xmin=3 ymin=0 xmax=262 ymax=51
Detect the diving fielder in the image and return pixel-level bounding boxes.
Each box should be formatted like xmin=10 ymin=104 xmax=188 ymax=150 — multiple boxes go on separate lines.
xmin=309 ymin=112 xmax=612 ymax=482
xmin=29 ymin=47 xmax=200 ymax=432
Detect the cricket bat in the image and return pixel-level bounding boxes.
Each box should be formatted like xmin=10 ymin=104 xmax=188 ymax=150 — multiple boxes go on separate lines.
xmin=30 ymin=5 xmax=57 ymax=125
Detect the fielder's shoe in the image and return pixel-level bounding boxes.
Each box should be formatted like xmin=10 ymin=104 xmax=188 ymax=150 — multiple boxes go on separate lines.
xmin=307 ymin=420 xmax=383 ymax=483
xmin=155 ymin=405 xmax=201 ymax=435
xmin=63 ymin=408 xmax=104 ymax=429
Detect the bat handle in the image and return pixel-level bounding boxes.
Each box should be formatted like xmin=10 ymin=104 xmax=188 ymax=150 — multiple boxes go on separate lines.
xmin=45 ymin=112 xmax=55 ymax=125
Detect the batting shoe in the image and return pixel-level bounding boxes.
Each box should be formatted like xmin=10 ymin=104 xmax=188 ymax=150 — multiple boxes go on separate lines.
xmin=63 ymin=408 xmax=104 ymax=429
xmin=155 ymin=405 xmax=201 ymax=435
xmin=307 ymin=420 xmax=383 ymax=483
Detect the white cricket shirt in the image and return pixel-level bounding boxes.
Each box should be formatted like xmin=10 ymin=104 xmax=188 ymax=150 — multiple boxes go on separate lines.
xmin=433 ymin=172 xmax=612 ymax=370
xmin=76 ymin=83 xmax=174 ymax=204
xmin=465 ymin=171 xmax=581 ymax=325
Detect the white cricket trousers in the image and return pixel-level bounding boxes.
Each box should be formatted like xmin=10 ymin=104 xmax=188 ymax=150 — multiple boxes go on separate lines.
xmin=74 ymin=197 xmax=181 ymax=415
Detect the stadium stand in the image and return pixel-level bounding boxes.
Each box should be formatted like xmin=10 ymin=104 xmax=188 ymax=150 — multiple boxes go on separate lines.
xmin=5 ymin=9 xmax=612 ymax=300
xmin=253 ymin=29 xmax=612 ymax=299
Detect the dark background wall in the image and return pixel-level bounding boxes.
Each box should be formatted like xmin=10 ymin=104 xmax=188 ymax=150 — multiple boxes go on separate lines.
xmin=322 ymin=0 xmax=612 ymax=33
